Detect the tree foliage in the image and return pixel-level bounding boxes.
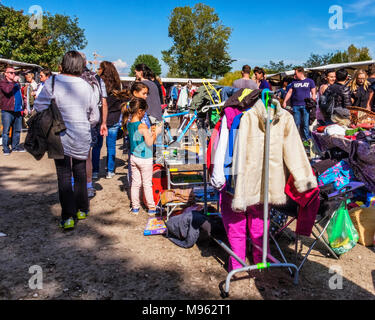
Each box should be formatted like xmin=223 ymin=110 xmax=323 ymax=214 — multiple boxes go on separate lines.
xmin=0 ymin=4 xmax=87 ymax=70
xmin=217 ymin=70 xmax=242 ymax=86
xmin=330 ymin=44 xmax=372 ymax=63
xmin=304 ymin=45 xmax=372 ymax=68
xmin=263 ymin=60 xmax=296 ymax=74
xmin=129 ymin=54 xmax=162 ymax=77
xmin=162 ymin=3 xmax=234 ymax=79
xmin=304 ymin=53 xmax=334 ymax=68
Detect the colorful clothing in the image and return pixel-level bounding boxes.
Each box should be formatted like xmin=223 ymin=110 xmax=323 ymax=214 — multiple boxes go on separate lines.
xmin=318 ymin=161 xmax=355 ymax=191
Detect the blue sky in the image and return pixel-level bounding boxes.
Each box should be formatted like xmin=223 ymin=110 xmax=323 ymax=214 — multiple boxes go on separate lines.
xmin=3 ymin=0 xmax=375 ymax=76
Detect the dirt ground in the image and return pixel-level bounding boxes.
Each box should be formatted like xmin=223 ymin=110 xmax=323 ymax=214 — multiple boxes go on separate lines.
xmin=0 ymin=133 xmax=374 ymax=301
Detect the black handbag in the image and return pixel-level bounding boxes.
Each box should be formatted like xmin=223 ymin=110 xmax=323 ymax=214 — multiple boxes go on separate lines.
xmin=25 ymin=76 xmax=66 ymax=160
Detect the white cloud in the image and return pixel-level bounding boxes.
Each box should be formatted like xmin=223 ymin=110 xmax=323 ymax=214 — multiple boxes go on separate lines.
xmin=344 ymin=20 xmax=368 ymax=29
xmin=346 ymin=0 xmax=375 ymax=16
xmin=112 ymin=59 xmax=128 ymax=70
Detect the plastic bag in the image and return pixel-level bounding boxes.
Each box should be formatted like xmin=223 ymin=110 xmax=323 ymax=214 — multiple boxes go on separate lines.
xmin=327 ymin=201 xmax=359 ymax=255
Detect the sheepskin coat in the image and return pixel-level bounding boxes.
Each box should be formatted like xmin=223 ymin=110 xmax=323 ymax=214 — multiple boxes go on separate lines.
xmin=231 ymin=99 xmax=317 ymax=212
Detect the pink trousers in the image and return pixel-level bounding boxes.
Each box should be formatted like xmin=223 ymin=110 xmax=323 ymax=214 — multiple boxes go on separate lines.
xmin=221 ymin=191 xmax=270 ymax=272
xmin=130 ymin=155 xmax=155 ymax=210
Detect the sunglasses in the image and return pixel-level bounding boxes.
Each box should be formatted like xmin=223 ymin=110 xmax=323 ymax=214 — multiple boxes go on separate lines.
xmin=6 ymin=72 xmax=16 ymax=75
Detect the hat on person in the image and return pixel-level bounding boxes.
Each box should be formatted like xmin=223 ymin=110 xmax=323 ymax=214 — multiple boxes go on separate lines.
xmin=333 ymin=107 xmax=351 ymax=119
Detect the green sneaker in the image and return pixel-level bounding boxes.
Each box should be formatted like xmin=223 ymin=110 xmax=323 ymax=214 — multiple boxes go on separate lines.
xmin=303 ymin=140 xmax=310 ymax=148
xmin=77 ymin=210 xmax=88 ymax=220
xmin=59 ymin=218 xmax=75 ymax=230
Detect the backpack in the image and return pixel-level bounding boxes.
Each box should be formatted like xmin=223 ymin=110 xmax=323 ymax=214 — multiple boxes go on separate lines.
xmin=81 ymin=70 xmax=103 ymax=109
xmin=319 ymin=87 xmax=336 ymax=119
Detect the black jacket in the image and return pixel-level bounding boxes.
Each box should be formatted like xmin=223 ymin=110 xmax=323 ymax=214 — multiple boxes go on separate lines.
xmin=325 ymin=83 xmax=351 ymax=109
xmin=351 ymin=85 xmax=370 ymax=108
xmin=106 ymin=94 xmax=122 ymax=127
xmin=165 ymin=210 xmax=208 ymax=249
xmin=25 ymin=76 xmax=66 ymax=160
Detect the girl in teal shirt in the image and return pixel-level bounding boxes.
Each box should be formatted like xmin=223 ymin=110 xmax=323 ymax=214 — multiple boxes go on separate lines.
xmin=122 ymin=97 xmax=162 ymax=216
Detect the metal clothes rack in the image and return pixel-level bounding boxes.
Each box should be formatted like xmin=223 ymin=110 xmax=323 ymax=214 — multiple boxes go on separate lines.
xmin=219 ymin=90 xmax=299 ymax=298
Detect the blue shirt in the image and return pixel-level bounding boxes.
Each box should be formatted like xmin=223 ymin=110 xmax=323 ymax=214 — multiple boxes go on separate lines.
xmin=259 ymin=80 xmax=271 ymax=90
xmin=171 ymin=86 xmax=179 ymax=100
xmin=290 ymin=78 xmax=316 ymax=107
xmin=13 ymin=83 xmax=23 ymax=112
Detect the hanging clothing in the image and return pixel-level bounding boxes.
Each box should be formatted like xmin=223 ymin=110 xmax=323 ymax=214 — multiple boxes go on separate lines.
xmin=211 ymin=116 xmax=229 ymax=191
xmin=231 ymin=99 xmax=317 ymax=212
xmin=285 ymin=175 xmax=320 ymax=237
xmin=224 ymin=89 xmax=262 ymax=110
xmin=190 ymin=85 xmax=220 ymax=112
xmin=223 ymin=106 xmax=243 ymax=130
xmin=224 ymin=111 xmax=247 ymax=195
xmin=177 ymin=86 xmax=189 ymax=109
xmin=207 ymin=118 xmax=223 ymax=177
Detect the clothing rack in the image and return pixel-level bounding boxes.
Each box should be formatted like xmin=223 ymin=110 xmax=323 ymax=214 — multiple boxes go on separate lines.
xmin=221 ymin=90 xmax=299 ymax=298
xmin=201 ymin=102 xmax=225 ymax=113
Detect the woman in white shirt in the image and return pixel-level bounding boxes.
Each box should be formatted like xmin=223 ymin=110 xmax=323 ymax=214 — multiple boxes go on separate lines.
xmin=34 ymin=51 xmax=100 ymax=231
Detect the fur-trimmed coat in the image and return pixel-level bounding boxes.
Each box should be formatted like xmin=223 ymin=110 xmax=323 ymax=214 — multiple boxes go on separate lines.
xmin=231 ymin=99 xmax=317 ymax=212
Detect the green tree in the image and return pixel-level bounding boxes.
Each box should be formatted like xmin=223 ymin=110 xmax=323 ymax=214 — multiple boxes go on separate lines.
xmin=304 ymin=53 xmax=334 ymax=68
xmin=129 ymin=54 xmax=162 ymax=77
xmin=0 ymin=4 xmax=87 ymax=70
xmin=217 ymin=70 xmax=242 ymax=86
xmin=263 ymin=60 xmax=296 ymax=74
xmin=304 ymin=45 xmax=372 ymax=68
xmin=162 ymin=3 xmax=234 ymax=79
xmin=330 ymin=44 xmax=372 ymax=63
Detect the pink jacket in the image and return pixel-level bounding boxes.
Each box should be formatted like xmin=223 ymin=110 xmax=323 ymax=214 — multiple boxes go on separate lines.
xmin=285 ymin=174 xmax=320 ymax=237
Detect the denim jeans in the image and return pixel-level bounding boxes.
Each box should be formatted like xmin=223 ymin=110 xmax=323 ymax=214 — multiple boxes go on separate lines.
xmin=92 ymin=132 xmax=103 ymax=174
xmin=106 ymin=123 xmax=120 ymax=173
xmin=220 ymin=87 xmax=240 ymax=101
xmin=293 ymin=105 xmax=311 ymax=141
xmin=1 ymin=110 xmax=23 ymax=153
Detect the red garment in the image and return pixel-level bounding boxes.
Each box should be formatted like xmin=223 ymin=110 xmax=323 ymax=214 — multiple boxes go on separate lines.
xmin=207 ymin=118 xmax=222 ymax=177
xmin=317 ymin=126 xmax=327 ymax=133
xmin=285 ymin=175 xmax=320 ymax=237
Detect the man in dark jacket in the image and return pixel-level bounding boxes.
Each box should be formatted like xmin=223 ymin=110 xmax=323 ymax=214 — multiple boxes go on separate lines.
xmin=325 ymin=68 xmax=352 ymax=109
xmin=0 ymin=66 xmax=28 ymax=155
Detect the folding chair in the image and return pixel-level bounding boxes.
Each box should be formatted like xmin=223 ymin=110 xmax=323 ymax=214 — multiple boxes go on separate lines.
xmin=270 ymin=181 xmax=366 ymax=274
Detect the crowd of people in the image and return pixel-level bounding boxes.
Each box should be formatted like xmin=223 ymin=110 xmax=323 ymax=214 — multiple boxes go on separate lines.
xmin=275 ymin=65 xmax=375 ymax=147
xmin=1 ymin=54 xmax=375 ymax=232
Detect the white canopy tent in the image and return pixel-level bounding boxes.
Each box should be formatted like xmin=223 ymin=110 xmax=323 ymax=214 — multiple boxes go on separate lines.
xmin=120 ymin=76 xmax=218 ymax=86
xmin=0 ymin=58 xmax=42 ymax=72
xmin=266 ymin=60 xmax=375 ymax=82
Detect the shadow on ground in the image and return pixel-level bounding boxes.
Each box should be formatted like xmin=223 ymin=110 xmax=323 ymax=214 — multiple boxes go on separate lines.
xmin=0 ymin=166 xmax=213 ymax=300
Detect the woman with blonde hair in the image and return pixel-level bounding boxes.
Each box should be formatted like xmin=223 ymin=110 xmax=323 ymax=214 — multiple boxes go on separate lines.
xmin=349 ymin=69 xmax=371 ymax=108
